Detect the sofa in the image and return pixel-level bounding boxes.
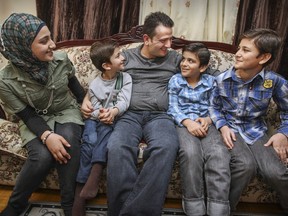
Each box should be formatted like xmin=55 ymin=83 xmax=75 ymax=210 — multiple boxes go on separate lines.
xmin=0 ymin=25 xmax=280 ymax=205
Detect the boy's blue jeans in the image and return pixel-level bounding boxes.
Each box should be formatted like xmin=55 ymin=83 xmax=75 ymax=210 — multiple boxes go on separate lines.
xmin=106 ymin=111 xmax=179 ymax=216
xmin=76 ymin=119 xmax=113 ymax=183
xmin=177 ymin=125 xmax=231 ymax=216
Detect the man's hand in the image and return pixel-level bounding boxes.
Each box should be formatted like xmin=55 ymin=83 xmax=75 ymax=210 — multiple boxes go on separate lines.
xmin=264 ymin=133 xmax=288 ymax=163
xmin=220 ymin=125 xmax=236 ymax=149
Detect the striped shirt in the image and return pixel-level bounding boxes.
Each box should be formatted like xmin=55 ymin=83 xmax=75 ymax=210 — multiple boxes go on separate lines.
xmin=209 ymin=67 xmax=288 ymax=144
xmin=168 ymin=73 xmax=215 ymax=126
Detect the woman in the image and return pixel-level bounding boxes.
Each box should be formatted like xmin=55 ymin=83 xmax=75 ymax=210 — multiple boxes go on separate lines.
xmin=0 ymin=13 xmax=85 ymax=216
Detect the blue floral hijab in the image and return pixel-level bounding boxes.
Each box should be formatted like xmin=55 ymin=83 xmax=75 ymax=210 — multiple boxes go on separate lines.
xmin=0 ymin=13 xmax=49 ymax=85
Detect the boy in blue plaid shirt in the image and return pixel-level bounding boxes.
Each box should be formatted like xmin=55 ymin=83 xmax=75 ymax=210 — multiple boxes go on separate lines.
xmin=168 ymin=43 xmax=231 ymax=216
xmin=209 ymin=28 xmax=288 ymax=214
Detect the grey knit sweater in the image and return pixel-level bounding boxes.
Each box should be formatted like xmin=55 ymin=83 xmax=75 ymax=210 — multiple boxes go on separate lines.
xmin=89 ymin=72 xmax=132 ymax=119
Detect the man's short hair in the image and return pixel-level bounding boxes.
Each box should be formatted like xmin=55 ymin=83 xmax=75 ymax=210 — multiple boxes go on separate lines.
xmin=142 ymin=11 xmax=174 ymax=38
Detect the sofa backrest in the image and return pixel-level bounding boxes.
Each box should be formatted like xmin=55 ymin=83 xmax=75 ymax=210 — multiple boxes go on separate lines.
xmin=0 ymin=25 xmax=237 ymax=121
xmin=0 ymin=25 xmax=236 ymax=120
xmin=55 ymin=25 xmax=237 ymax=91
xmin=0 ymin=25 xmax=280 ymax=137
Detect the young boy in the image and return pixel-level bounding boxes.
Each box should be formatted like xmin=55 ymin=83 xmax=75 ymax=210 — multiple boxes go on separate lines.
xmin=168 ymin=43 xmax=231 ymax=216
xmin=72 ymin=41 xmax=132 ymax=216
xmin=209 ymin=28 xmax=288 ymax=214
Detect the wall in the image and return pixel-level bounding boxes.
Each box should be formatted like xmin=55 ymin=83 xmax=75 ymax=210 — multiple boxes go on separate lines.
xmin=0 ymin=0 xmax=37 ymax=69
xmin=0 ymin=0 xmax=36 ymax=23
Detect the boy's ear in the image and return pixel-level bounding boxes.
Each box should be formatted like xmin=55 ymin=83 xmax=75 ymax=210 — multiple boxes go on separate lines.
xmin=102 ymin=62 xmax=111 ymax=70
xmin=259 ymin=53 xmax=272 ymax=65
xmin=199 ymin=65 xmax=209 ymax=73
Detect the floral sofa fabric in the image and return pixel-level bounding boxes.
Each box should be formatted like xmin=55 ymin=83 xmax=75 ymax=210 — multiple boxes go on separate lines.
xmin=0 ymin=26 xmax=279 ymax=203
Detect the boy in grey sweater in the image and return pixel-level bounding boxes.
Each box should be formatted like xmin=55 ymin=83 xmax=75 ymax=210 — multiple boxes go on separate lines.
xmin=72 ymin=41 xmax=132 ymax=216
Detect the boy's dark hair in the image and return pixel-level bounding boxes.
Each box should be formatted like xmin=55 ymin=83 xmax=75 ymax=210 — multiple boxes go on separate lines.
xmin=240 ymin=28 xmax=281 ymax=66
xmin=182 ymin=43 xmax=211 ymax=67
xmin=90 ymin=40 xmax=118 ymax=72
xmin=142 ymin=11 xmax=174 ymax=38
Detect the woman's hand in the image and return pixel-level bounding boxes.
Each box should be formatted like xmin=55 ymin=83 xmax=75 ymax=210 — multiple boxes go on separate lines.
xmin=44 ymin=133 xmax=71 ymax=164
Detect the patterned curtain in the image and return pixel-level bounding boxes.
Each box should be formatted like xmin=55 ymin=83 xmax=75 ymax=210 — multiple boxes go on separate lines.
xmin=233 ymin=0 xmax=288 ymax=79
xmin=36 ymin=0 xmax=140 ymax=42
xmin=139 ymin=0 xmax=239 ymax=43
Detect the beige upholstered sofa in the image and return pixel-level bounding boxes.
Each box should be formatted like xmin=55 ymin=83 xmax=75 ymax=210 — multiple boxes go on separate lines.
xmin=0 ymin=25 xmax=280 ymax=204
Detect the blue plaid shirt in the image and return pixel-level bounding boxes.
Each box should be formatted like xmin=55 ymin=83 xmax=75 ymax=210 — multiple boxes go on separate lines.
xmin=168 ymin=73 xmax=215 ymax=126
xmin=209 ymin=67 xmax=288 ymax=144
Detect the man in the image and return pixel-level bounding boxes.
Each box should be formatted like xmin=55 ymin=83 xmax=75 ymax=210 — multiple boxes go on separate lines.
xmin=82 ymin=11 xmax=182 ymax=216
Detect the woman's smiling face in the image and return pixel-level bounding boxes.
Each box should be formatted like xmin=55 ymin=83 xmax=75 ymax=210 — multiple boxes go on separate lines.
xmin=31 ymin=26 xmax=56 ymax=62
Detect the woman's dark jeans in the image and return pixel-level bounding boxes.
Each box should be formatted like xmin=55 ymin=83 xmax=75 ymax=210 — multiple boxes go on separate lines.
xmin=0 ymin=122 xmax=82 ymax=216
